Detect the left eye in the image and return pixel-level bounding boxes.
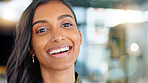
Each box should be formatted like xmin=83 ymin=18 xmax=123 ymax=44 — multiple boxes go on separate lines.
xmin=61 ymin=23 xmax=73 ymax=27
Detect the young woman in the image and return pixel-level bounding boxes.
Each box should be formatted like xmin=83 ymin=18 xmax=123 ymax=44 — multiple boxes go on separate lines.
xmin=6 ymin=0 xmax=82 ymax=83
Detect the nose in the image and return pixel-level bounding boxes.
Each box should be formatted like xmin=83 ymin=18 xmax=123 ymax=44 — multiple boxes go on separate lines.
xmin=50 ymin=29 xmax=66 ymax=43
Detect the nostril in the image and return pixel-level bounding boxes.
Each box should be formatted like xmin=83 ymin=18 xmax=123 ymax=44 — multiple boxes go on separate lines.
xmin=53 ymin=40 xmax=57 ymax=42
xmin=51 ymin=35 xmax=66 ymax=43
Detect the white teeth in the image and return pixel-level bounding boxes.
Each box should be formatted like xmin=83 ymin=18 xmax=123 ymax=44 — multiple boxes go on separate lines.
xmin=49 ymin=47 xmax=69 ymax=54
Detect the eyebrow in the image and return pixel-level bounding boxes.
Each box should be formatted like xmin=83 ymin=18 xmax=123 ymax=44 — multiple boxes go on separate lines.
xmin=57 ymin=14 xmax=73 ymax=20
xmin=32 ymin=14 xmax=73 ymax=26
xmin=32 ymin=20 xmax=48 ymax=26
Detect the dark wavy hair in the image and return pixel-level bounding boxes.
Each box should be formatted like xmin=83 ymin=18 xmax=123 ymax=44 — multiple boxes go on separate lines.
xmin=6 ymin=0 xmax=77 ymax=83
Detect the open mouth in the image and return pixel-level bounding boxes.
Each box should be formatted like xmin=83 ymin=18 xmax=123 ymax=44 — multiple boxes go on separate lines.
xmin=47 ymin=45 xmax=72 ymax=58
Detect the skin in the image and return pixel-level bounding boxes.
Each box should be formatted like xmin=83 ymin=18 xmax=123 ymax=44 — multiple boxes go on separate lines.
xmin=31 ymin=1 xmax=82 ymax=83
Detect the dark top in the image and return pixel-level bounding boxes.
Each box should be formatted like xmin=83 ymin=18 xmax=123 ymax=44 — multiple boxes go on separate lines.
xmin=75 ymin=72 xmax=82 ymax=83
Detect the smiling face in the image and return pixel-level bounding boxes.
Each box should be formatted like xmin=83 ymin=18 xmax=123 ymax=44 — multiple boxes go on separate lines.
xmin=31 ymin=1 xmax=82 ymax=71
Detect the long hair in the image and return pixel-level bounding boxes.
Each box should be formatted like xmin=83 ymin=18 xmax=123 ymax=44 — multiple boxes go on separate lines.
xmin=6 ymin=0 xmax=77 ymax=83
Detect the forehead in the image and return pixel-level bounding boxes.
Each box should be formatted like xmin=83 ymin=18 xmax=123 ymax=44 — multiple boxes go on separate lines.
xmin=33 ymin=1 xmax=74 ymax=22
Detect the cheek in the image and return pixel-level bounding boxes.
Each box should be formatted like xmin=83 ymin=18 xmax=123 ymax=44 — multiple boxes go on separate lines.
xmin=31 ymin=37 xmax=53 ymax=67
xmin=67 ymin=30 xmax=81 ymax=55
xmin=32 ymin=37 xmax=47 ymax=51
xmin=31 ymin=36 xmax=49 ymax=60
xmin=67 ymin=29 xmax=81 ymax=43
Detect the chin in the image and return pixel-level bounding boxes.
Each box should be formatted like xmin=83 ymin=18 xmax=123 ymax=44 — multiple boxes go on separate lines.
xmin=54 ymin=63 xmax=74 ymax=71
xmin=42 ymin=62 xmax=75 ymax=71
xmin=53 ymin=59 xmax=76 ymax=71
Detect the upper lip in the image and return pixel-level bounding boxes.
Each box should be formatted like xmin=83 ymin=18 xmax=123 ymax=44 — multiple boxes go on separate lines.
xmin=47 ymin=45 xmax=72 ymax=53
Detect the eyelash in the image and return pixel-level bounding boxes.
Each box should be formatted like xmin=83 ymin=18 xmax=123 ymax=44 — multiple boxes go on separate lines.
xmin=36 ymin=28 xmax=49 ymax=33
xmin=36 ymin=23 xmax=72 ymax=34
xmin=61 ymin=23 xmax=73 ymax=28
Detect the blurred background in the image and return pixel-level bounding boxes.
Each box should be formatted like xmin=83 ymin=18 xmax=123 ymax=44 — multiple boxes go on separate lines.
xmin=0 ymin=0 xmax=148 ymax=83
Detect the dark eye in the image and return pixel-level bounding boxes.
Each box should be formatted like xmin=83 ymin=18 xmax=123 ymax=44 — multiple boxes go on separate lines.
xmin=61 ymin=23 xmax=73 ymax=27
xmin=37 ymin=28 xmax=49 ymax=33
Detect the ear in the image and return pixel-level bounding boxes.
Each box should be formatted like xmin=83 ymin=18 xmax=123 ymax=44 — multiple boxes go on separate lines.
xmin=28 ymin=47 xmax=35 ymax=56
xmin=78 ymin=30 xmax=82 ymax=45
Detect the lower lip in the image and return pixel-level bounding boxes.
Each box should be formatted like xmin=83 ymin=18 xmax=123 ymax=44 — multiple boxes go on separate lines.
xmin=49 ymin=49 xmax=71 ymax=59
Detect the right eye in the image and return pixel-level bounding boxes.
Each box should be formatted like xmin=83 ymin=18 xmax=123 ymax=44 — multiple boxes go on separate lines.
xmin=36 ymin=28 xmax=49 ymax=34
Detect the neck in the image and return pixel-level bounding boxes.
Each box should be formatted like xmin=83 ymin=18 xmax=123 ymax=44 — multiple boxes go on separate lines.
xmin=40 ymin=64 xmax=75 ymax=83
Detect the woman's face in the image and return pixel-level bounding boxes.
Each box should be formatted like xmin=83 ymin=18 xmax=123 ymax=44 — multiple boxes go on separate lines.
xmin=31 ymin=1 xmax=82 ymax=70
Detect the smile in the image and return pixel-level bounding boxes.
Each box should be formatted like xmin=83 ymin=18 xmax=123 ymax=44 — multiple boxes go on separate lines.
xmin=47 ymin=45 xmax=72 ymax=58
